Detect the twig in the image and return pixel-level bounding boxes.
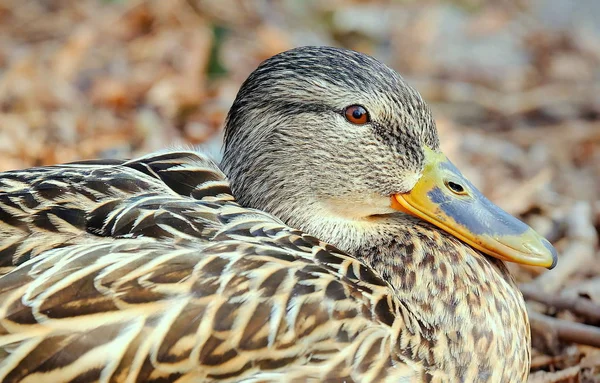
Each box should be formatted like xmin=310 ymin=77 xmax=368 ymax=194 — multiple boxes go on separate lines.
xmin=520 ymin=283 xmax=600 ymax=322
xmin=528 ymin=310 xmax=600 ymax=349
xmin=530 ymin=354 xmax=567 ymax=370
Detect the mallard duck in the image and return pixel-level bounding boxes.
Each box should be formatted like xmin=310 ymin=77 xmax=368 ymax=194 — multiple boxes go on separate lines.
xmin=0 ymin=46 xmax=557 ymax=383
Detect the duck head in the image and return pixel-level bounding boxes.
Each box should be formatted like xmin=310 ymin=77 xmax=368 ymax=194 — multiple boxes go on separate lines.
xmin=222 ymin=46 xmax=557 ymax=269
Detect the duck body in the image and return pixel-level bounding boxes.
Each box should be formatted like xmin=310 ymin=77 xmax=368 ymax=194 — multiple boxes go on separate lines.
xmin=0 ymin=46 xmax=554 ymax=382
xmin=0 ymin=152 xmax=400 ymax=383
xmin=0 ymin=152 xmax=527 ymax=382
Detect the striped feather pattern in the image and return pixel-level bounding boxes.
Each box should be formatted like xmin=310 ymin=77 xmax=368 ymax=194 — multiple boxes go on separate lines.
xmin=0 ymin=151 xmax=416 ymax=382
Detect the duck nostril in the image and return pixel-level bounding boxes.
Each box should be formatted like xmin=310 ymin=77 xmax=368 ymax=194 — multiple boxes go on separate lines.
xmin=446 ymin=181 xmax=465 ymax=194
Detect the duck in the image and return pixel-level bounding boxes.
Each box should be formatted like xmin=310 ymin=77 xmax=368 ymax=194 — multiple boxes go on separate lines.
xmin=0 ymin=46 xmax=557 ymax=383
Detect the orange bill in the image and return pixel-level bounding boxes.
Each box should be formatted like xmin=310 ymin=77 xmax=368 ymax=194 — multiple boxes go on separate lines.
xmin=391 ymin=147 xmax=558 ymax=269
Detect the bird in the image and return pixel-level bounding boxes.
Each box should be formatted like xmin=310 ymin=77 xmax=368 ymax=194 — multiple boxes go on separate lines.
xmin=0 ymin=46 xmax=557 ymax=383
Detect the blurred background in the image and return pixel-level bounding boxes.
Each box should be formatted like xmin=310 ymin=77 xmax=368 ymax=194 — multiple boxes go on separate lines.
xmin=1 ymin=0 xmax=599 ymax=381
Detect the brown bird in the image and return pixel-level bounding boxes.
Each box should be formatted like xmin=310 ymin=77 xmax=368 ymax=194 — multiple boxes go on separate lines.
xmin=0 ymin=46 xmax=556 ymax=382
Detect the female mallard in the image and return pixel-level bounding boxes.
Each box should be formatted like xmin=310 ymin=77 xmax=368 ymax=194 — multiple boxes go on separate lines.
xmin=0 ymin=46 xmax=556 ymax=382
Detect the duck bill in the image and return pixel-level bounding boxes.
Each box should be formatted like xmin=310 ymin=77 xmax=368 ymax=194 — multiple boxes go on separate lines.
xmin=391 ymin=147 xmax=558 ymax=269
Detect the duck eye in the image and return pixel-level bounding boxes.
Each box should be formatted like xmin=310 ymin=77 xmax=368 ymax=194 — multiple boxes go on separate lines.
xmin=446 ymin=180 xmax=467 ymax=195
xmin=344 ymin=105 xmax=370 ymax=125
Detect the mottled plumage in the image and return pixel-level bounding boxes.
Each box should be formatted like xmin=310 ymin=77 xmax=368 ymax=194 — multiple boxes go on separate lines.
xmin=0 ymin=46 xmax=552 ymax=382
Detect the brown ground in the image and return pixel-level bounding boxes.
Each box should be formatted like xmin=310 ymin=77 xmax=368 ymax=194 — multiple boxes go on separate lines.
xmin=1 ymin=1 xmax=599 ymax=381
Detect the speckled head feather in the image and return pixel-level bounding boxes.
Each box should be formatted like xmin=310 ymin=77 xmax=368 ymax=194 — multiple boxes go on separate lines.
xmin=225 ymin=46 xmax=439 ymax=152
xmin=223 ymin=46 xmax=440 ymax=240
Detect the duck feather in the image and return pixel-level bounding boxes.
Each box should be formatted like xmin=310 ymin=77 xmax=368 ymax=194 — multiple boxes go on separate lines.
xmin=0 ymin=151 xmax=418 ymax=382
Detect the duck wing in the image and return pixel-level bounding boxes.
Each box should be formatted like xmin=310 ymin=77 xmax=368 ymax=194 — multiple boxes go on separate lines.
xmin=0 ymin=151 xmax=414 ymax=382
xmin=0 ymin=151 xmax=232 ymax=275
